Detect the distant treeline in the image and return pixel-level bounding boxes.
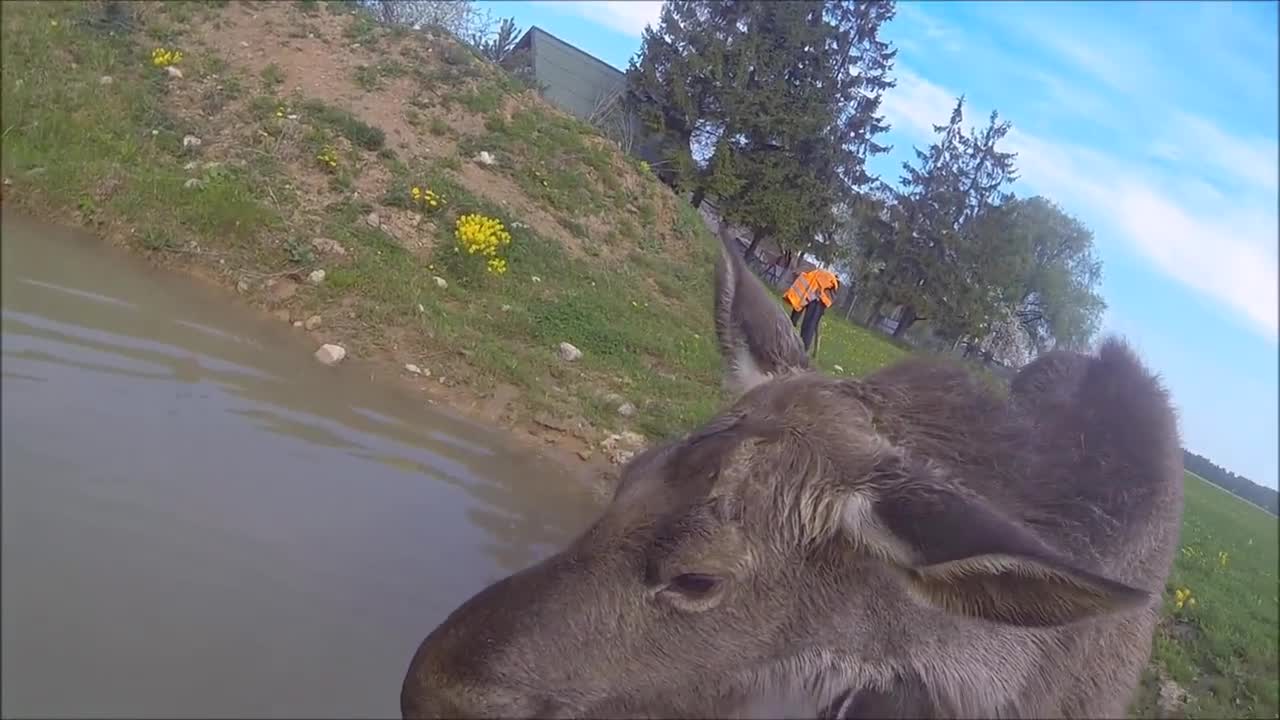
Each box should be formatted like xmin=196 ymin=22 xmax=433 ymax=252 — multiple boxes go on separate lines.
xmin=1184 ymin=450 xmax=1279 ymax=516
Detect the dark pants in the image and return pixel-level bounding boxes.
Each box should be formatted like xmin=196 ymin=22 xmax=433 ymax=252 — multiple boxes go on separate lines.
xmin=792 ymin=301 xmax=825 ymax=353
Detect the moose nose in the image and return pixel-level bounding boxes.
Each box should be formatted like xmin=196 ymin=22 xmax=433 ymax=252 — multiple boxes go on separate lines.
xmin=401 ymin=627 xmax=541 ymax=720
xmin=401 ymin=670 xmax=558 ymax=720
xmin=400 ymin=687 xmax=463 ymax=720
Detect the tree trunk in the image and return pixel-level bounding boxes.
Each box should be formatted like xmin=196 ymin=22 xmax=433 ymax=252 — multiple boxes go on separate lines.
xmin=690 ymin=186 xmax=707 ymax=210
xmin=743 ymin=233 xmax=764 ymax=261
xmin=865 ymin=295 xmax=886 ymax=327
xmin=892 ymin=306 xmax=918 ymax=338
xmin=377 ymin=0 xmax=396 ymax=25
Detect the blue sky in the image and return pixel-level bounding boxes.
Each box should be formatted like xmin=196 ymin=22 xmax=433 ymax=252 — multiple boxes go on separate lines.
xmin=478 ymin=0 xmax=1279 ymax=490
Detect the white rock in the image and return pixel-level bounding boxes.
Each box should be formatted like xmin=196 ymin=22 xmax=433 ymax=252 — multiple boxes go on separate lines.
xmin=311 ymin=237 xmax=346 ymax=256
xmin=404 ymin=363 xmax=422 ymax=375
xmin=182 ymin=178 xmax=204 ymax=190
xmin=166 ymin=66 xmax=183 ymax=79
xmin=617 ymin=402 xmax=637 ymax=417
xmin=182 ymin=134 xmax=202 ymax=149
xmin=304 ymin=315 xmax=322 ymax=331
xmin=601 ymin=431 xmax=647 ymax=465
xmin=432 ymin=276 xmax=448 ymax=289
xmin=833 ymin=364 xmax=845 ymax=373
xmin=236 ymin=279 xmax=251 ymax=293
xmin=364 ymin=211 xmax=380 ymax=228
xmin=473 ymin=150 xmax=496 ymax=166
xmin=557 ymin=342 xmax=583 ymax=362
xmin=314 ymin=344 xmax=346 ymax=366
xmin=307 ymin=269 xmax=326 ymax=285
xmin=183 ymin=160 xmax=200 ymax=170
xmin=500 ymin=304 xmax=512 ymax=312
xmin=240 ymin=41 xmax=250 ymax=48
xmin=99 ymin=75 xmax=113 ymax=85
xmin=293 ymin=320 xmax=304 ymax=328
xmin=416 ymin=303 xmax=425 ymax=313
xmin=531 ymin=275 xmax=542 ymax=283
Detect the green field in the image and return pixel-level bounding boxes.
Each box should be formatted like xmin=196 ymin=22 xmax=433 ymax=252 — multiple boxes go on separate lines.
xmin=1 ymin=3 xmax=1276 ymax=717
xmin=1131 ymin=472 xmax=1280 ymax=718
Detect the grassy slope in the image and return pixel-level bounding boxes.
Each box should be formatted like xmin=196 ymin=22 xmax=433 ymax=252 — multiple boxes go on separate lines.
xmin=1 ymin=2 xmax=1275 ymax=717
xmin=0 ymin=0 xmax=902 ymax=444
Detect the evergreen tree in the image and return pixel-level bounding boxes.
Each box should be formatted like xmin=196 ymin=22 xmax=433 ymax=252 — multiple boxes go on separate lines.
xmin=862 ymin=97 xmax=1023 ymax=340
xmin=863 ymin=97 xmax=967 ymax=335
xmin=625 ymin=2 xmax=731 ymax=193
xmin=627 ymin=1 xmax=897 ymax=261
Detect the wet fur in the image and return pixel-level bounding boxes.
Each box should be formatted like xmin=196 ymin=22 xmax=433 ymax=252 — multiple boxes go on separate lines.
xmin=401 ymin=227 xmax=1183 ymax=719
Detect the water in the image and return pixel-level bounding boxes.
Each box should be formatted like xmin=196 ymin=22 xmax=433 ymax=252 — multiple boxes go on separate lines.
xmin=0 ymin=215 xmax=599 ymax=718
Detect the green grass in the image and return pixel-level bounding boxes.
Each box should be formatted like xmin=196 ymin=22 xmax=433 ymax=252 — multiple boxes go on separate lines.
xmin=361 ymin=159 xmax=729 ymax=436
xmin=462 ymin=107 xmax=620 ymax=219
xmin=1130 ymin=473 xmax=1279 ymax=719
xmin=1 ymin=1 xmax=282 ymax=262
xmin=352 ymin=59 xmax=405 ymax=92
xmin=259 ymin=61 xmax=285 ymax=89
xmin=4 ymin=8 xmax=1275 ymax=719
xmin=299 ymin=98 xmax=385 ymax=150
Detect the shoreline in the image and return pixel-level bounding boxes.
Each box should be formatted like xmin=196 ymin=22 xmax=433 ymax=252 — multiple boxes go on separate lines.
xmin=0 ymin=199 xmax=625 ymax=500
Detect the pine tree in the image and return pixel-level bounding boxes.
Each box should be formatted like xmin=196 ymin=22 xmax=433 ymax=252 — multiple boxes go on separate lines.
xmin=863 ymin=97 xmax=1020 ymax=340
xmin=627 ymin=1 xmax=898 ymax=260
xmin=625 ymin=2 xmax=732 ymax=194
xmin=864 ymin=97 xmax=967 ymax=335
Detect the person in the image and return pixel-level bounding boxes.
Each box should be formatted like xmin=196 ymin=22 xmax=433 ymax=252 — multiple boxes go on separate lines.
xmin=782 ymin=267 xmax=839 ymax=354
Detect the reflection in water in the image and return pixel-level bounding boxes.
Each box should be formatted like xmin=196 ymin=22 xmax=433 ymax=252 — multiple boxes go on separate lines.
xmin=1 ymin=216 xmax=599 ymax=718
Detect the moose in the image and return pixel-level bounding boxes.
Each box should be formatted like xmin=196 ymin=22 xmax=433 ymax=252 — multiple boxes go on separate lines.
xmin=401 ymin=227 xmax=1183 ymax=718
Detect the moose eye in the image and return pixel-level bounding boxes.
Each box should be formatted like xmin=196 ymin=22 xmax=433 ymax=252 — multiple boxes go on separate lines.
xmin=665 ymin=573 xmax=721 ymax=597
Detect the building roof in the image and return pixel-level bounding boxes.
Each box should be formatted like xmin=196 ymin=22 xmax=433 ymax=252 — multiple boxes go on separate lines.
xmin=516 ymin=26 xmax=627 ymax=80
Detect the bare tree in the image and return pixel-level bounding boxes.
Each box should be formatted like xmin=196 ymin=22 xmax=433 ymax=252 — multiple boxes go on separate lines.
xmin=362 ymin=1 xmax=508 ymax=45
xmin=473 ymin=16 xmax=521 ymax=63
xmin=587 ymin=85 xmax=637 ymax=154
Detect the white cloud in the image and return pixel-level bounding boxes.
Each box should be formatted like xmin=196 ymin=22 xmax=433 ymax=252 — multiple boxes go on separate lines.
xmin=881 ymin=69 xmax=1280 ymax=341
xmin=1167 ymin=111 xmax=1279 ymax=194
xmin=536 ymin=1 xmax=663 ymax=38
xmin=878 ymin=67 xmax=956 ymax=139
xmin=1109 ymin=183 xmax=1278 ymax=338
xmin=992 ymin=8 xmax=1163 ymax=99
xmin=892 ymin=4 xmax=964 ymax=53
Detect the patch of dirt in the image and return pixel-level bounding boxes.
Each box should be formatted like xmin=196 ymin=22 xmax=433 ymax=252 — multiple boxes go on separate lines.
xmin=179 ymin=2 xmax=604 ymax=262
xmin=457 ymin=162 xmax=585 ymax=256
xmin=1155 ymin=670 xmax=1189 ymax=718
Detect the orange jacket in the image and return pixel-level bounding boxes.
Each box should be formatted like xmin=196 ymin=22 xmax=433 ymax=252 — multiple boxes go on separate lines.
xmin=783 ymin=269 xmax=840 ymax=312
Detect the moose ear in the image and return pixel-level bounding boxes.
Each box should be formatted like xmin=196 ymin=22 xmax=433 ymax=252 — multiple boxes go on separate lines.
xmin=712 ymin=225 xmax=810 ymax=397
xmin=843 ymin=463 xmax=1149 ymax=627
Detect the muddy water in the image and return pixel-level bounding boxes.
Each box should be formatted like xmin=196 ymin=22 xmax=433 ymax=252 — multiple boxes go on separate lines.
xmin=0 ymin=215 xmax=600 ymax=718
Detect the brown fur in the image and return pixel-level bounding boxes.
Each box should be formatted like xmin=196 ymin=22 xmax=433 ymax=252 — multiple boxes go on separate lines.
xmin=400 ymin=228 xmax=1183 ymax=719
